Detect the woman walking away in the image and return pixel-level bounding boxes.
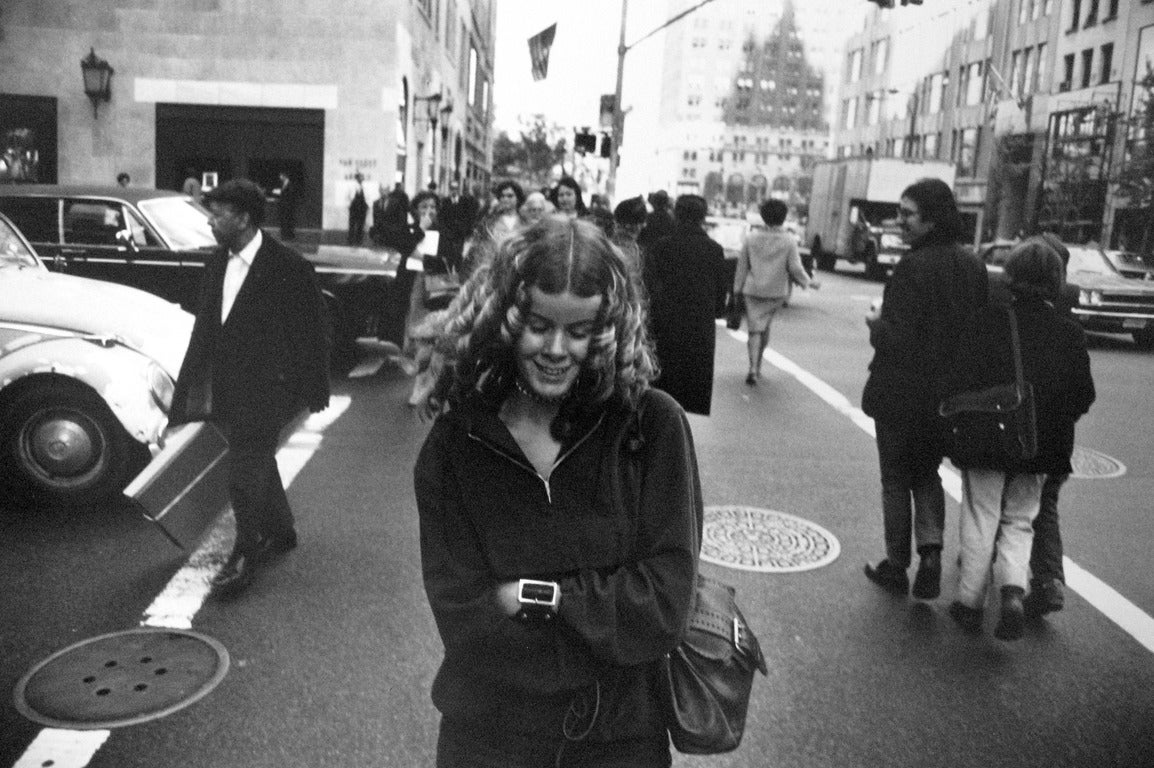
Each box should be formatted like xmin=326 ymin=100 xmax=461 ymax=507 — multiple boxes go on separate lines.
xmin=413 ymin=216 xmax=703 ymax=768
xmin=734 ymin=198 xmax=820 ymax=385
xmin=941 ymin=237 xmax=1094 ymax=640
xmin=862 ymin=178 xmax=987 ymax=601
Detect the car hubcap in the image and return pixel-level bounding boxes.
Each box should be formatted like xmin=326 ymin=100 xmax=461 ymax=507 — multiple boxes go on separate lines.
xmin=24 ymin=410 xmax=101 ymax=480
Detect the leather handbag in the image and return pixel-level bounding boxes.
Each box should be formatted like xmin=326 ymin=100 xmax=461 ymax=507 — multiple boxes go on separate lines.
xmin=939 ymin=306 xmax=1038 ymax=467
xmin=725 ymin=293 xmax=744 ymax=330
xmin=664 ymin=573 xmax=768 ymax=754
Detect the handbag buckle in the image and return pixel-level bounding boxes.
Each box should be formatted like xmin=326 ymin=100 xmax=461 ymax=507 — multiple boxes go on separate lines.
xmin=732 ymin=617 xmax=743 ymax=650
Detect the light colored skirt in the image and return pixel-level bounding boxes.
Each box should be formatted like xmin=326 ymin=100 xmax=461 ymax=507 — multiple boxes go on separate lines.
xmin=743 ymin=295 xmax=786 ymax=333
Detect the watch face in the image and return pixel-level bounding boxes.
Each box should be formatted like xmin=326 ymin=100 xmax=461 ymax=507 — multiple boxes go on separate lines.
xmin=520 ymin=581 xmax=557 ymax=604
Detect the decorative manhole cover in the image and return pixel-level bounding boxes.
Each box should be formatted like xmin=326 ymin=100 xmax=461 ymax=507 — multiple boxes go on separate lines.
xmin=14 ymin=628 xmax=229 ymax=729
xmin=1070 ymin=446 xmax=1126 ymax=479
xmin=702 ymin=505 xmax=840 ymax=573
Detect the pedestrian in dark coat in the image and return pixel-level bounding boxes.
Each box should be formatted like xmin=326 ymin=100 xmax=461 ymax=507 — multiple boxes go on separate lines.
xmin=439 ymin=178 xmax=480 ymax=271
xmin=940 ymin=238 xmax=1094 ymax=640
xmin=643 ymin=194 xmax=727 ymax=415
xmin=274 ymin=171 xmax=299 ymax=240
xmin=347 ymin=171 xmax=369 ymax=245
xmin=861 ymin=177 xmax=987 ymax=600
xmin=170 ymin=179 xmax=330 ymax=597
xmin=637 ymin=189 xmax=674 ymax=252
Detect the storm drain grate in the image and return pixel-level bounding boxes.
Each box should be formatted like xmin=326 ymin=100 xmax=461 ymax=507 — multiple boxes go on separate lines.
xmin=1070 ymin=446 xmax=1126 ymax=479
xmin=14 ymin=628 xmax=229 ymax=729
xmin=702 ymin=505 xmax=841 ymax=573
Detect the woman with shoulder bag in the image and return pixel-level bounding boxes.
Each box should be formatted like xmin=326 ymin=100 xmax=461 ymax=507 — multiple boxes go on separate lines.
xmin=940 ymin=237 xmax=1095 ymax=641
xmin=413 ymin=217 xmax=703 ymax=768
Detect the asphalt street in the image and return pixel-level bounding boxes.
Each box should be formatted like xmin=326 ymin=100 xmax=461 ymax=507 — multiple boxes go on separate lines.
xmin=3 ymin=265 xmax=1154 ymax=768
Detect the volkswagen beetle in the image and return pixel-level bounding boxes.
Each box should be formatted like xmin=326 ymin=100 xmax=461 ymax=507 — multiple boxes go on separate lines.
xmin=0 ymin=211 xmax=193 ymax=506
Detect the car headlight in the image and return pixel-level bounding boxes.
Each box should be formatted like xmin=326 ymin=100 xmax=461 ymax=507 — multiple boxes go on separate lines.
xmin=1078 ymin=289 xmax=1103 ymax=306
xmin=880 ymin=233 xmax=903 ymax=249
xmin=148 ymin=361 xmax=176 ymax=412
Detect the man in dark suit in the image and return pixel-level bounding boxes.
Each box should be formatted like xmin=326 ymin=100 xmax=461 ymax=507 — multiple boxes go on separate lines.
xmin=637 ymin=189 xmax=675 ymax=252
xmin=170 ymin=179 xmax=330 ymax=597
xmin=439 ymin=177 xmax=479 ymax=270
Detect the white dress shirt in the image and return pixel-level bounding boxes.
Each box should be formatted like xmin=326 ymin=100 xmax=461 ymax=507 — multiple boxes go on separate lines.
xmin=221 ymin=229 xmax=261 ymax=322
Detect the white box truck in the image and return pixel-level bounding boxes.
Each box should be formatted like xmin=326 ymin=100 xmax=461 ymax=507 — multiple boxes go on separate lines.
xmin=805 ymin=157 xmax=956 ymax=280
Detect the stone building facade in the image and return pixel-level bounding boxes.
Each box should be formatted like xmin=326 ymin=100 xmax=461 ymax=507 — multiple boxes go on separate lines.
xmin=0 ymin=0 xmax=495 ymax=233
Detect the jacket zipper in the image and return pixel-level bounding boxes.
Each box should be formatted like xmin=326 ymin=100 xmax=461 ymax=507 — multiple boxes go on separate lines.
xmin=467 ymin=412 xmax=605 ymax=505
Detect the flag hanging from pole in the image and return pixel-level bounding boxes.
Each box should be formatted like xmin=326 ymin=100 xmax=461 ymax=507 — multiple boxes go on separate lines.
xmin=528 ymin=23 xmax=557 ymax=82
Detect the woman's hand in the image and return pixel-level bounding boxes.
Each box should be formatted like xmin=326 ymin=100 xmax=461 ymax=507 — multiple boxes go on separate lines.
xmin=495 ymin=581 xmax=521 ymax=616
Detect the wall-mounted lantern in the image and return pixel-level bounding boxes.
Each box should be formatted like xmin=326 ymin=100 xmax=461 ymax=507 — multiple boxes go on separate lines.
xmin=80 ymin=47 xmax=114 ymax=118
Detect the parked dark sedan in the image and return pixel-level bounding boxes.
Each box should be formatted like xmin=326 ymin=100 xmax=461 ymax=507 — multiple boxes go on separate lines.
xmin=0 ymin=185 xmax=399 ymax=370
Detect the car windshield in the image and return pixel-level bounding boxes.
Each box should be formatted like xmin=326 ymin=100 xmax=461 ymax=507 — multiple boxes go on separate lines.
xmin=1067 ymin=246 xmax=1117 ymax=277
xmin=138 ymin=197 xmax=217 ymax=250
xmin=0 ymin=218 xmax=40 ymax=270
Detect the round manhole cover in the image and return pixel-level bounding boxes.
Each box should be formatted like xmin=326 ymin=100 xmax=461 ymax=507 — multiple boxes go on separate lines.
xmin=1070 ymin=446 xmax=1126 ymax=479
xmin=702 ymin=505 xmax=840 ymax=573
xmin=14 ymin=628 xmax=229 ymax=729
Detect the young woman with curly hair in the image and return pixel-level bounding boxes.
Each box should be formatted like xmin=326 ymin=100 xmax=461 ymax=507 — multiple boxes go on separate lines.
xmin=414 ymin=216 xmax=704 ymax=768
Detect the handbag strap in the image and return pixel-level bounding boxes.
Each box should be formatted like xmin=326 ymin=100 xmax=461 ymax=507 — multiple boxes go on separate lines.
xmin=1006 ymin=305 xmax=1025 ymax=395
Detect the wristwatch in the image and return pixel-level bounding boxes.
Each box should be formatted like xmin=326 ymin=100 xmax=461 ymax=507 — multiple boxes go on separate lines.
xmin=516 ymin=579 xmax=561 ymax=621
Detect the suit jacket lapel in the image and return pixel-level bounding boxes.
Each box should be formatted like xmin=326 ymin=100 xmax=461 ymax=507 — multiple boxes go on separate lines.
xmin=223 ymin=236 xmax=270 ymax=329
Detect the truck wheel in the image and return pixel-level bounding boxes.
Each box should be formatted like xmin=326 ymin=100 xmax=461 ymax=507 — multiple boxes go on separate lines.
xmin=813 ymin=237 xmax=836 ymax=272
xmin=0 ymin=381 xmax=150 ymax=507
xmin=864 ymin=243 xmax=885 ymax=281
xmin=1133 ymin=328 xmax=1154 ymax=350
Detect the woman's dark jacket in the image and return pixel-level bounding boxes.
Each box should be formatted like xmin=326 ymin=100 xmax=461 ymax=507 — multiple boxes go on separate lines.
xmin=643 ymin=225 xmax=727 ymax=415
xmin=414 ymin=388 xmax=702 ymax=742
xmin=862 ymin=232 xmax=988 ymax=424
xmin=940 ymin=297 xmax=1095 ymax=474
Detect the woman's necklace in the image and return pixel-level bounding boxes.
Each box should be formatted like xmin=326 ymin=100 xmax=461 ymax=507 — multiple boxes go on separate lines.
xmin=514 ymin=377 xmax=566 ymax=406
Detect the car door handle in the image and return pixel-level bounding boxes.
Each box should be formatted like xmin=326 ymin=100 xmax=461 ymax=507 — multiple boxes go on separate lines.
xmin=60 ymin=248 xmax=87 ymax=256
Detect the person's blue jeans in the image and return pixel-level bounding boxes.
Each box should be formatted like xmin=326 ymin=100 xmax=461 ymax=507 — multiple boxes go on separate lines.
xmin=1030 ymin=473 xmax=1068 ymax=584
xmin=874 ymin=416 xmax=945 ymax=569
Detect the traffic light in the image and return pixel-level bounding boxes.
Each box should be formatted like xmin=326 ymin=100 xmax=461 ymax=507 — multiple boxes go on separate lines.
xmin=574 ymin=130 xmax=597 ymax=155
xmin=599 ymin=133 xmax=612 ymax=158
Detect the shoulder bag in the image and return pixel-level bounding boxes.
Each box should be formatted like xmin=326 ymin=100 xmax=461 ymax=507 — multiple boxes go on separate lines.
xmin=664 ymin=572 xmax=768 ymax=754
xmin=939 ymin=305 xmax=1038 ymax=467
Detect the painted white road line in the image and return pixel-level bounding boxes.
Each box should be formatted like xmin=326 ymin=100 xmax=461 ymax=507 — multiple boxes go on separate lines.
xmin=14 ymin=397 xmax=351 ymax=768
xmin=730 ymin=329 xmax=1154 ymax=654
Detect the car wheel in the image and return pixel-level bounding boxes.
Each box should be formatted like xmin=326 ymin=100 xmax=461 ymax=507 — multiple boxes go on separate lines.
xmin=1 ymin=380 xmax=151 ymax=507
xmin=1133 ymin=328 xmax=1154 ymax=350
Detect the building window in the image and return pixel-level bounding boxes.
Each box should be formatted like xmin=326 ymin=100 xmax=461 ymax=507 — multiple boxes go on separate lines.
xmin=1068 ymin=0 xmax=1082 ymax=32
xmin=1018 ymin=0 xmax=1031 ymax=24
xmin=848 ymin=49 xmax=863 ymax=83
xmin=1023 ymin=47 xmax=1037 ymax=95
xmin=1009 ymin=51 xmax=1022 ymax=99
xmin=1081 ymin=48 xmax=1094 ymax=89
xmin=929 ymin=72 xmax=946 ymax=113
xmin=1084 ymin=0 xmax=1099 ymax=26
xmin=956 ymin=127 xmax=981 ymax=176
xmin=966 ymin=61 xmax=984 ymax=105
xmin=1036 ymin=44 xmax=1047 ymax=92
xmin=1100 ymin=43 xmax=1113 ymax=84
xmin=1104 ymin=0 xmax=1118 ymax=19
xmin=924 ymin=133 xmax=940 ymax=159
xmin=1061 ymin=53 xmax=1075 ymax=91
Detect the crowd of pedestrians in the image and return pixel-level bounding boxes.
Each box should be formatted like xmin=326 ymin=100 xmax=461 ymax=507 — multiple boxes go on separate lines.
xmin=168 ymin=171 xmax=1097 ymax=760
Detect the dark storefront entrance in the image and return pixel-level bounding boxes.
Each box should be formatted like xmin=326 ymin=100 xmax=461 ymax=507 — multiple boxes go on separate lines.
xmin=0 ymin=94 xmax=58 ymax=184
xmin=156 ymin=104 xmax=324 ymax=228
